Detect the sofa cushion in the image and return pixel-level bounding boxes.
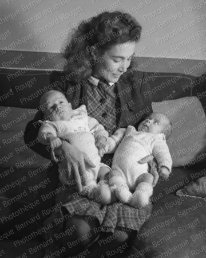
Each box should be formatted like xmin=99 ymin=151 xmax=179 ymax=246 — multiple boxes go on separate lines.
xmin=0 ymin=165 xmax=59 ymax=238
xmin=0 ymin=106 xmax=50 ymax=168
xmin=0 ymin=240 xmax=43 ymax=257
xmin=152 ymin=96 xmax=206 ymax=167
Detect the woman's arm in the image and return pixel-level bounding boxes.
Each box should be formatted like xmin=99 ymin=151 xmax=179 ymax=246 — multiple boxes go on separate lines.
xmin=24 ymin=113 xmax=96 ymax=192
xmin=24 ymin=110 xmax=51 ymax=160
xmin=24 ymin=71 xmax=68 ymax=158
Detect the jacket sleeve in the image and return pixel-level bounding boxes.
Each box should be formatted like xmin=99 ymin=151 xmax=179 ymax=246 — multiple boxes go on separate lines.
xmin=24 ymin=110 xmax=51 ymax=160
xmin=118 ymin=70 xmax=152 ymax=128
xmin=152 ymin=138 xmax=173 ymax=172
xmin=24 ymin=72 xmax=64 ymax=160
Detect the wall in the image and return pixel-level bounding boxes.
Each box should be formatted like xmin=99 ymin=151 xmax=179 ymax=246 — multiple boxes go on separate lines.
xmin=0 ymin=0 xmax=206 ymax=60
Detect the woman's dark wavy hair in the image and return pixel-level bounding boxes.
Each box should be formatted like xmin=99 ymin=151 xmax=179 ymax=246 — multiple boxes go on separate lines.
xmin=63 ymin=11 xmax=142 ymax=82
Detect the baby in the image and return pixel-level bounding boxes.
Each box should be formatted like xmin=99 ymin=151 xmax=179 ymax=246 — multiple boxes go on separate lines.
xmin=37 ymin=90 xmax=110 ymax=200
xmin=103 ymin=113 xmax=173 ymax=208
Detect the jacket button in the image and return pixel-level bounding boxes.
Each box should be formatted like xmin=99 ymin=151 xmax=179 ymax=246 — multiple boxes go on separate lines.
xmin=102 ymin=112 xmax=107 ymax=118
xmin=100 ymin=98 xmax=106 ymax=104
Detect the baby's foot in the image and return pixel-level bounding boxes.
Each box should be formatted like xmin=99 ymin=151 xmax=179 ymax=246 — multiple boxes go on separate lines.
xmin=129 ymin=191 xmax=150 ymax=208
xmin=81 ymin=183 xmax=97 ymax=199
xmin=129 ymin=183 xmax=153 ymax=208
xmin=94 ymin=181 xmax=112 ymax=204
xmin=115 ymin=185 xmax=132 ymax=203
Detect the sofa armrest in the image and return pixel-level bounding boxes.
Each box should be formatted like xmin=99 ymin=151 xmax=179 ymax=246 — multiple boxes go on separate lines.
xmin=142 ymin=72 xmax=195 ymax=103
xmin=192 ymin=73 xmax=206 ymax=113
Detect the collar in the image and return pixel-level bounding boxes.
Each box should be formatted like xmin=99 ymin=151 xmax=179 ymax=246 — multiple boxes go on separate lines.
xmin=89 ymin=76 xmax=114 ymax=87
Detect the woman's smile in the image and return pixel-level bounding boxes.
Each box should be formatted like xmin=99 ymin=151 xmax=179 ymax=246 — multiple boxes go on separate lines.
xmin=93 ymin=41 xmax=136 ymax=83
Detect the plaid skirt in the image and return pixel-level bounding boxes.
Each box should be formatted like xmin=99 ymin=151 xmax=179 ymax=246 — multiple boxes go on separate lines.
xmin=43 ymin=184 xmax=152 ymax=257
xmin=57 ymin=184 xmax=152 ymax=233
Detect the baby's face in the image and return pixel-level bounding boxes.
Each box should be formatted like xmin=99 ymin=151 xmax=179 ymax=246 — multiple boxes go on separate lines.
xmin=138 ymin=113 xmax=170 ymax=134
xmin=42 ymin=92 xmax=72 ymax=121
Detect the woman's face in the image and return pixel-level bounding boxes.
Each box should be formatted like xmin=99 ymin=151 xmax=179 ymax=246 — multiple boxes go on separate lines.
xmin=93 ymin=41 xmax=136 ymax=83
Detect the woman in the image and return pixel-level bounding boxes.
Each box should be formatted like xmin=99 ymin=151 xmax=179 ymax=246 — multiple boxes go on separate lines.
xmin=25 ymin=11 xmax=153 ymax=257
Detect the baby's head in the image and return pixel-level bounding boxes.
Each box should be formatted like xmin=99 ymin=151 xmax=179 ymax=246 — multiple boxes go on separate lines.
xmin=138 ymin=113 xmax=172 ymax=139
xmin=39 ymin=90 xmax=73 ymax=121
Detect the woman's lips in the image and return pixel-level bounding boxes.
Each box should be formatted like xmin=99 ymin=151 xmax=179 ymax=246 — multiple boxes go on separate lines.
xmin=113 ymin=74 xmax=121 ymax=78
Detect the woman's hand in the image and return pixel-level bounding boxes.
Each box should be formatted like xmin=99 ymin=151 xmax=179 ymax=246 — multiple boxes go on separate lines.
xmin=138 ymin=155 xmax=159 ymax=187
xmin=60 ymin=141 xmax=96 ymax=192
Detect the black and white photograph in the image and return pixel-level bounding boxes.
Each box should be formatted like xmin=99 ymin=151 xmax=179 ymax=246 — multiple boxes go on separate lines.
xmin=0 ymin=0 xmax=206 ymax=257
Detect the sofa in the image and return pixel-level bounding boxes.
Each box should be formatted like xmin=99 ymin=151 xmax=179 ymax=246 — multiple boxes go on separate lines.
xmin=0 ymin=67 xmax=206 ymax=258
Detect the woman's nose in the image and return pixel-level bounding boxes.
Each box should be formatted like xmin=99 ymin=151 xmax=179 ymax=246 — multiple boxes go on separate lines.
xmin=119 ymin=61 xmax=128 ymax=73
xmin=53 ymin=103 xmax=60 ymax=110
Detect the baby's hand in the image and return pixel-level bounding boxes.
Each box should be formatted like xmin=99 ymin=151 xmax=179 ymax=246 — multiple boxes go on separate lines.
xmin=95 ymin=136 xmax=108 ymax=157
xmin=159 ymin=166 xmax=170 ymax=180
xmin=49 ymin=137 xmax=62 ymax=150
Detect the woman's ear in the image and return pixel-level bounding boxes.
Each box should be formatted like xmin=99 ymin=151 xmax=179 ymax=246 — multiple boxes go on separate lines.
xmin=90 ymin=46 xmax=98 ymax=61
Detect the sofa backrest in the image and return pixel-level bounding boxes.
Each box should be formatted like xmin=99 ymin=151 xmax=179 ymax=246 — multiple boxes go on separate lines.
xmin=0 ymin=69 xmax=51 ymax=108
xmin=0 ymin=68 xmax=200 ymax=108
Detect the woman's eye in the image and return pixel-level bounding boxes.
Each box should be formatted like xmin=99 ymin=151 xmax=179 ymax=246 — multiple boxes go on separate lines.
xmin=113 ymin=59 xmax=121 ymax=63
xmin=51 ymin=105 xmax=56 ymax=110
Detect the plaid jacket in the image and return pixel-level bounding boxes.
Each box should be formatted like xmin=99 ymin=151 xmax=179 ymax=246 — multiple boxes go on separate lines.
xmin=24 ymin=70 xmax=152 ymax=162
xmin=50 ymin=70 xmax=152 ymax=129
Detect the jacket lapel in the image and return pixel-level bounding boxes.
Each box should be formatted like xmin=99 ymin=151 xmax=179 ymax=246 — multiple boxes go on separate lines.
xmin=117 ymin=70 xmax=147 ymax=127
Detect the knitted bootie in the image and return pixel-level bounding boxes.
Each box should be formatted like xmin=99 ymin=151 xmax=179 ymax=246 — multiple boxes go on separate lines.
xmin=129 ymin=182 xmax=153 ymax=208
